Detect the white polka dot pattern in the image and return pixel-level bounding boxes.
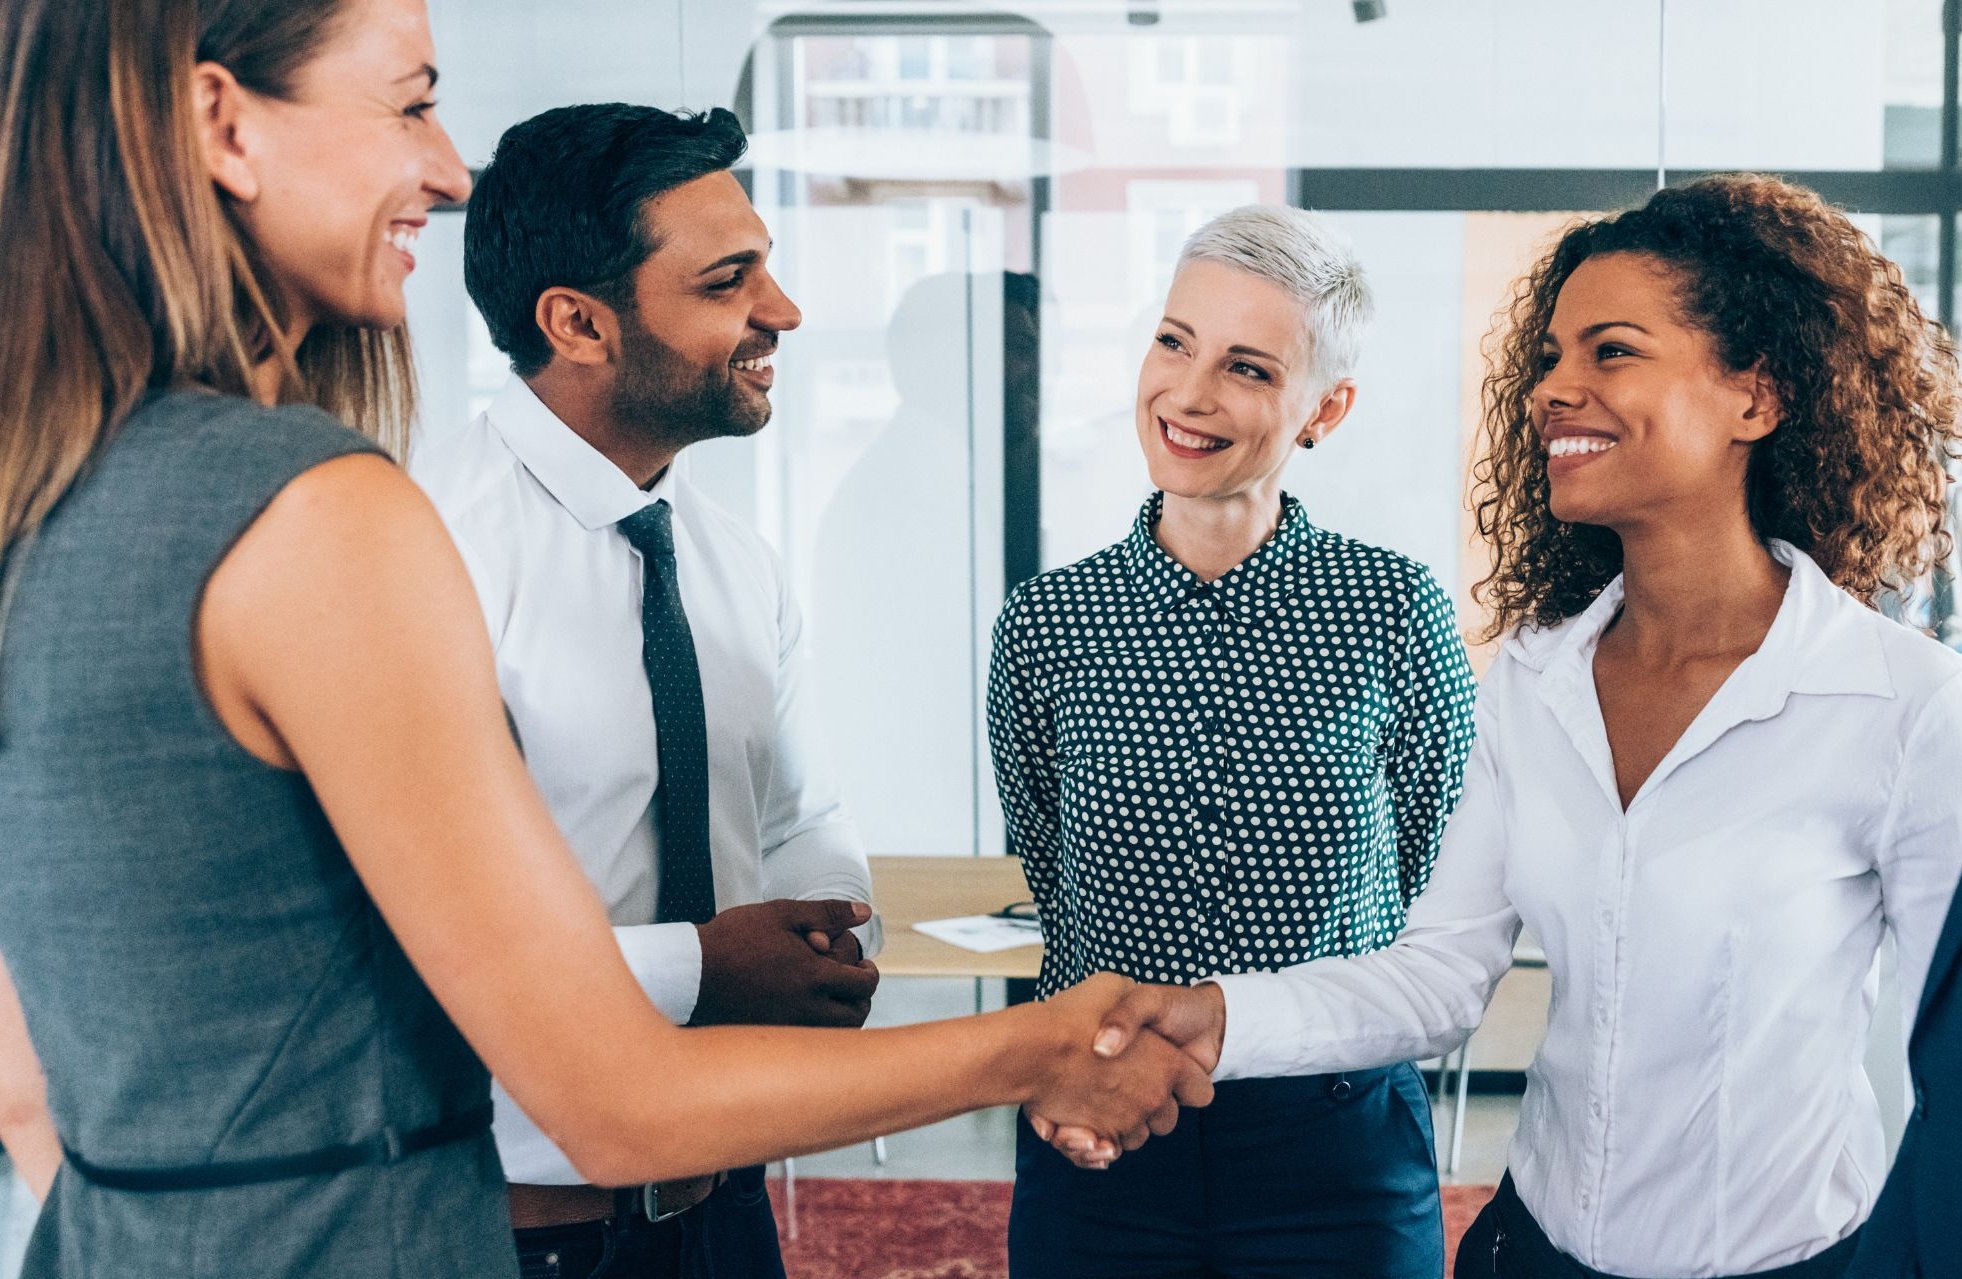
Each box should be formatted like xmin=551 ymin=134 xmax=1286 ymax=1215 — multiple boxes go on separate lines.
xmin=986 ymin=492 xmax=1477 ymax=997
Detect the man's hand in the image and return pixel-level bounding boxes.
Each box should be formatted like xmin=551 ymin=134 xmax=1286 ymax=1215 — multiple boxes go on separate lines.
xmin=1019 ymin=973 xmax=1216 ymax=1169
xmin=691 ymin=899 xmax=880 ymax=1029
xmin=1028 ymin=980 xmax=1226 ymax=1168
xmin=803 ymin=925 xmax=864 ymax=966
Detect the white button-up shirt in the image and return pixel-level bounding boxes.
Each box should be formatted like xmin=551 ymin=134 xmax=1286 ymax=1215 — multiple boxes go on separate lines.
xmin=1213 ymin=542 xmax=1962 ymax=1276
xmin=413 ymin=376 xmax=879 ymax=1185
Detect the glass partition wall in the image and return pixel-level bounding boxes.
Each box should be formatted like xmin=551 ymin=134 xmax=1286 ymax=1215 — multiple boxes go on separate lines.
xmin=412 ymin=0 xmax=1960 ymax=847
xmin=414 ymin=3 xmax=1960 ymax=868
xmin=401 ymin=0 xmax=1956 ymax=1103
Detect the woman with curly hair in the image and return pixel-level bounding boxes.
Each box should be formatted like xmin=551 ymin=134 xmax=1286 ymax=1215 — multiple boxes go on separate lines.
xmin=1030 ymin=173 xmax=1962 ymax=1278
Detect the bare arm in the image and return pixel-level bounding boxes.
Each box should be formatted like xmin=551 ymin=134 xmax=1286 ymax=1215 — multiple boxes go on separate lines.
xmin=0 ymin=951 xmax=60 ymax=1201
xmin=197 ymin=455 xmax=1210 ymax=1186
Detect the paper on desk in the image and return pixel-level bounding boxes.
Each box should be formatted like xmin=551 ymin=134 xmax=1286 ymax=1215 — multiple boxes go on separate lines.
xmin=913 ymin=915 xmax=1044 ymax=953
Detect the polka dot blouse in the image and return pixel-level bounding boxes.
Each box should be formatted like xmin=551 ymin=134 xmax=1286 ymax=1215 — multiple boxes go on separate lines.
xmin=987 ymin=492 xmax=1478 ymax=998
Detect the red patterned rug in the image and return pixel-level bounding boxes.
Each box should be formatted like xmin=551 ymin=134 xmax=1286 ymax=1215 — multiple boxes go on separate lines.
xmin=769 ymin=1178 xmax=1496 ymax=1278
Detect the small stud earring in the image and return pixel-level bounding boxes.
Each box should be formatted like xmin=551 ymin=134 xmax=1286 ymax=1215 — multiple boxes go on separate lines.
xmin=1299 ymin=437 xmax=1315 ymax=450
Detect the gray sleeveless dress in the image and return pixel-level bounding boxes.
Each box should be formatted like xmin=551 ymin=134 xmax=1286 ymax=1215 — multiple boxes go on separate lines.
xmin=0 ymin=391 xmax=516 ymax=1276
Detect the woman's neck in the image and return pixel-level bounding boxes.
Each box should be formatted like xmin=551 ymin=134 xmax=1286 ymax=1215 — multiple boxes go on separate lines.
xmin=248 ymin=357 xmax=286 ymax=407
xmin=248 ymin=306 xmax=314 ymax=407
xmin=1155 ymin=482 xmax=1285 ymax=583
xmin=1609 ymin=511 xmax=1788 ymax=661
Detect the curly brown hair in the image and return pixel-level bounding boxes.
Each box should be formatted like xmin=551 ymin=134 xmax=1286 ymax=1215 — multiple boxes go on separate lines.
xmin=1470 ymin=173 xmax=1962 ymax=641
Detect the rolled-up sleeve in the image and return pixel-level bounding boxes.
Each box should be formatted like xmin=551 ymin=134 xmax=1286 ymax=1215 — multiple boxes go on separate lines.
xmin=757 ymin=557 xmax=882 ymax=956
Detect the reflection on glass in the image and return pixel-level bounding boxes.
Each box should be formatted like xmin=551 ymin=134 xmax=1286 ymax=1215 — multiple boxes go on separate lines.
xmin=1882 ymin=0 xmax=1948 ymax=168
xmin=1881 ymin=216 xmax=1942 ymax=321
xmin=680 ymin=198 xmax=1008 ymax=858
xmin=1663 ymin=0 xmax=1941 ymax=171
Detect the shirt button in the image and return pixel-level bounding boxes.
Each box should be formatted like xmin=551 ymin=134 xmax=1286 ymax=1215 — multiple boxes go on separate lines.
xmin=1195 ymin=802 xmax=1224 ymax=825
xmin=1579 ymin=1190 xmax=1591 ymax=1209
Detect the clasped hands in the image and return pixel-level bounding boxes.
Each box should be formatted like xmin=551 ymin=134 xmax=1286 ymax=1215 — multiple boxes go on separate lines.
xmin=1024 ymin=976 xmax=1229 ymax=1169
xmin=687 ymin=906 xmax=1226 ymax=1169
xmin=692 ymin=898 xmax=881 ymax=1028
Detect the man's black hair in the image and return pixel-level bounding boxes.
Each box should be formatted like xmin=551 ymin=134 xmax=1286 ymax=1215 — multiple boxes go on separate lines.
xmin=463 ymin=103 xmax=749 ymax=376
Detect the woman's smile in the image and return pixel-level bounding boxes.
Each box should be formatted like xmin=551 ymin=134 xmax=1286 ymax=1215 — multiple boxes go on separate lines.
xmin=1159 ymin=415 xmax=1232 ymax=458
xmin=1542 ymin=423 xmax=1619 ymax=478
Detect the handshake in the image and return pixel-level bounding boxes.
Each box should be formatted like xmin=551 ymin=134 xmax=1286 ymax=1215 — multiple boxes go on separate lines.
xmin=1020 ymin=974 xmax=1231 ymax=1169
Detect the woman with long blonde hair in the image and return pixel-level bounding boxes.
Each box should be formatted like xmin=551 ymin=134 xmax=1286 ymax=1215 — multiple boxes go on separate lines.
xmin=0 ymin=1 xmax=1208 ymax=1273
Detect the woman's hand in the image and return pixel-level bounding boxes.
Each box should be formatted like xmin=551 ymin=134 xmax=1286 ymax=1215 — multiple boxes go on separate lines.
xmin=1028 ymin=980 xmax=1227 ymax=1168
xmin=1016 ymin=974 xmax=1217 ymax=1167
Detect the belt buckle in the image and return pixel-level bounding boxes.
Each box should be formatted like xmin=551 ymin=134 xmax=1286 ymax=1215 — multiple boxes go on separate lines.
xmin=642 ymin=1182 xmax=677 ymax=1223
xmin=641 ymin=1179 xmax=697 ymax=1224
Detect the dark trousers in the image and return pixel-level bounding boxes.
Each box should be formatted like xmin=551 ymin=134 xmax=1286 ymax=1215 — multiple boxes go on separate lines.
xmin=1010 ymin=1062 xmax=1444 ymax=1279
xmin=1455 ymin=1174 xmax=1863 ymax=1279
xmin=513 ymin=1166 xmax=786 ymax=1279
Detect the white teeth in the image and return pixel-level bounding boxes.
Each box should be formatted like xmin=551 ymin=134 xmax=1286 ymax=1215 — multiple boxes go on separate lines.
xmin=1547 ymin=435 xmax=1616 ymax=458
xmin=731 ymin=356 xmax=773 ymax=373
xmin=385 ymin=225 xmax=419 ymax=253
xmin=1164 ymin=421 xmax=1227 ymax=451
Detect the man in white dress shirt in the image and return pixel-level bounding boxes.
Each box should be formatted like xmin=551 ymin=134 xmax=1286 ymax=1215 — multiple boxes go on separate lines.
xmin=413 ymin=103 xmax=879 ymax=1279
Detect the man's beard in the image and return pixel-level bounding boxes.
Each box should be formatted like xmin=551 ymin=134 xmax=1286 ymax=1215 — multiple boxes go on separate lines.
xmin=611 ymin=315 xmax=773 ymax=450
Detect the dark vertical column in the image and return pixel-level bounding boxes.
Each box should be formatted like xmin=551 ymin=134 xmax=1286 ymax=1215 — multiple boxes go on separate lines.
xmin=1006 ymin=34 xmax=1053 ymax=599
xmin=1002 ymin=38 xmax=1054 ymax=1007
xmin=1941 ymin=0 xmax=1958 ymax=336
xmin=1936 ymin=0 xmax=1959 ymax=645
xmin=1002 ymin=273 xmax=1043 ymax=597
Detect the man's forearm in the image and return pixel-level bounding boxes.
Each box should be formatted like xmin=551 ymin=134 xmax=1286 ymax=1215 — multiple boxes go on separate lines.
xmin=760 ymin=825 xmax=883 ymax=956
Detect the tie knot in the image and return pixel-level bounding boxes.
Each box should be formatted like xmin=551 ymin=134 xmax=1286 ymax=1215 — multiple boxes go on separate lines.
xmin=618 ymin=499 xmax=675 ymax=562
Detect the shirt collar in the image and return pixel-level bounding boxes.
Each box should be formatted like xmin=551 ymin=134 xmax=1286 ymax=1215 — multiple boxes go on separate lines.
xmin=485 ymin=375 xmax=680 ymax=532
xmin=1121 ymin=491 xmax=1322 ymax=619
xmin=1509 ymin=539 xmax=1896 ymax=705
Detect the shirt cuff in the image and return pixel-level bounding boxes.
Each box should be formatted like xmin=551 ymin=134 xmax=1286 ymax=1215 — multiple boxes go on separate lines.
xmin=1208 ymin=971 xmax=1306 ymax=1082
xmin=614 ymin=922 xmax=704 ymax=1026
xmin=850 ymin=913 xmax=885 ymax=960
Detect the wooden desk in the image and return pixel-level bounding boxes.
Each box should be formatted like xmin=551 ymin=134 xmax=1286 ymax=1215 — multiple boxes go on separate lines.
xmin=869 ymin=855 xmax=1042 ymax=980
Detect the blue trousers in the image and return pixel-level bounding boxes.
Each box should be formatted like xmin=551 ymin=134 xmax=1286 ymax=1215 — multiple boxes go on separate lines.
xmin=512 ymin=1167 xmax=785 ymax=1279
xmin=1010 ymin=1063 xmax=1444 ymax=1279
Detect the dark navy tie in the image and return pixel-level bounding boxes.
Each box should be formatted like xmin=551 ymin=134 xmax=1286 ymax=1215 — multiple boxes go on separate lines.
xmin=618 ymin=500 xmax=715 ymax=926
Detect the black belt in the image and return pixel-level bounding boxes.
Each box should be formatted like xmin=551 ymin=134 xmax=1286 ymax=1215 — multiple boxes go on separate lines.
xmin=1485 ymin=1174 xmax=1863 ymax=1279
xmin=63 ymin=1102 xmax=493 ymax=1192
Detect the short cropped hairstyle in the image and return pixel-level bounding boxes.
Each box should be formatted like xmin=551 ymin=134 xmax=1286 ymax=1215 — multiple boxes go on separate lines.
xmin=1177 ymin=205 xmax=1375 ymax=386
xmin=464 ymin=104 xmax=749 ymax=376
